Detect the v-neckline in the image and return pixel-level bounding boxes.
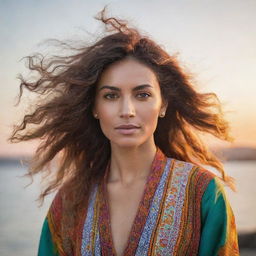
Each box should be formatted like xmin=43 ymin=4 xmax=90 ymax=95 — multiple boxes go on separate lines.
xmin=98 ymin=148 xmax=167 ymax=256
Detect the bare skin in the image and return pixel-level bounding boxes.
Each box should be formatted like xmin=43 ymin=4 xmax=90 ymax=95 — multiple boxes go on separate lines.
xmin=107 ymin=175 xmax=148 ymax=255
xmin=107 ymin=144 xmax=156 ymax=256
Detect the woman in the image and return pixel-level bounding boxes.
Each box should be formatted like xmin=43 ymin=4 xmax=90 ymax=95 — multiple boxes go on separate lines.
xmin=10 ymin=10 xmax=239 ymax=256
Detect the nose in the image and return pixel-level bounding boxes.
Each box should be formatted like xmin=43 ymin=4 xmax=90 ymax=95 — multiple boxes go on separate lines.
xmin=119 ymin=96 xmax=135 ymax=118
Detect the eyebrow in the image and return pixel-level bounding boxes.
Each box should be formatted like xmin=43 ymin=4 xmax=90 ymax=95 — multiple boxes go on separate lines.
xmin=98 ymin=84 xmax=153 ymax=92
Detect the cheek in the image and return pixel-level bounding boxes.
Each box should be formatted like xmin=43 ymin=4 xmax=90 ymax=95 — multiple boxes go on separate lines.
xmin=96 ymin=102 xmax=116 ymax=120
xmin=141 ymin=106 xmax=160 ymax=128
xmin=96 ymin=104 xmax=116 ymax=133
xmin=98 ymin=115 xmax=114 ymax=141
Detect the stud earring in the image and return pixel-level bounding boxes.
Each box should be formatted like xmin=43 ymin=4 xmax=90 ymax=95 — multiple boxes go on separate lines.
xmin=159 ymin=112 xmax=165 ymax=118
xmin=94 ymin=113 xmax=98 ymax=119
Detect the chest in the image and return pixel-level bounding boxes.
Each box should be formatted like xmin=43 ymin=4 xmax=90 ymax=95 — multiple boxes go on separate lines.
xmin=107 ymin=181 xmax=146 ymax=256
xmin=78 ymin=159 xmax=205 ymax=256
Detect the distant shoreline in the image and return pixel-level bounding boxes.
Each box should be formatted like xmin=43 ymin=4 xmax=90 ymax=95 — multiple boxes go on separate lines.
xmin=1 ymin=146 xmax=256 ymax=164
xmin=0 ymin=157 xmax=30 ymax=166
xmin=213 ymin=146 xmax=256 ymax=161
xmin=239 ymin=232 xmax=256 ymax=249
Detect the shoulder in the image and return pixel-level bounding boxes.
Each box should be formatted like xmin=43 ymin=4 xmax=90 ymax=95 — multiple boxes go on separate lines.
xmin=169 ymin=158 xmax=216 ymax=185
xmin=48 ymin=184 xmax=91 ymax=228
xmin=47 ymin=188 xmax=65 ymax=233
xmin=164 ymin=158 xmax=220 ymax=203
xmin=201 ymin=177 xmax=229 ymax=212
xmin=168 ymin=159 xmax=231 ymax=213
xmin=48 ymin=187 xmax=66 ymax=214
xmin=47 ymin=185 xmax=76 ymax=229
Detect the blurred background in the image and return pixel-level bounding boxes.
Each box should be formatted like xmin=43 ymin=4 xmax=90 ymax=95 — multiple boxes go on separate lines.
xmin=0 ymin=0 xmax=255 ymax=255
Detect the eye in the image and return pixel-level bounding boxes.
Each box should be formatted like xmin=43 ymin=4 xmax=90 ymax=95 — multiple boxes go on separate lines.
xmin=103 ymin=93 xmax=119 ymax=99
xmin=136 ymin=92 xmax=151 ymax=99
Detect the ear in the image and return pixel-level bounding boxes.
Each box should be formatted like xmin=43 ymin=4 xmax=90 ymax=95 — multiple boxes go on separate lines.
xmin=161 ymin=100 xmax=168 ymax=113
xmin=92 ymin=107 xmax=98 ymax=119
xmin=158 ymin=100 xmax=168 ymax=118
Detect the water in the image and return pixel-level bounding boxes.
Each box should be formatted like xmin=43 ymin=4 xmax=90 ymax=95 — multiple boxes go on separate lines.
xmin=0 ymin=161 xmax=255 ymax=256
xmin=224 ymin=161 xmax=256 ymax=234
xmin=0 ymin=164 xmax=53 ymax=256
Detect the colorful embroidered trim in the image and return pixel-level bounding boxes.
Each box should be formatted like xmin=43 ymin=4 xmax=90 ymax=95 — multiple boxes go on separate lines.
xmin=150 ymin=160 xmax=194 ymax=255
xmin=81 ymin=186 xmax=101 ymax=256
xmin=135 ymin=158 xmax=172 ymax=255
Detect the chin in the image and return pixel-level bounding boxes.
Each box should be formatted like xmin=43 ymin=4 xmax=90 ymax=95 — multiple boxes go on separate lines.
xmin=110 ymin=137 xmax=149 ymax=149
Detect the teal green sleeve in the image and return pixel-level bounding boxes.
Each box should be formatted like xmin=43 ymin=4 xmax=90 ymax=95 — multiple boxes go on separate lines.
xmin=198 ymin=178 xmax=238 ymax=256
xmin=38 ymin=217 xmax=59 ymax=256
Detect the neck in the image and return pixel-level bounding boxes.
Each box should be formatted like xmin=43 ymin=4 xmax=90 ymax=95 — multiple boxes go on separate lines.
xmin=108 ymin=141 xmax=157 ymax=186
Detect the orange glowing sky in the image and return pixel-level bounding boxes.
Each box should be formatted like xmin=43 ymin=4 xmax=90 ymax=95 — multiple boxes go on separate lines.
xmin=1 ymin=0 xmax=256 ymax=157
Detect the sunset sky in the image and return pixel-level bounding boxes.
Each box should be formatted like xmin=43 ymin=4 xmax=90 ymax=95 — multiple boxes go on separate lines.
xmin=1 ymin=0 xmax=256 ymax=156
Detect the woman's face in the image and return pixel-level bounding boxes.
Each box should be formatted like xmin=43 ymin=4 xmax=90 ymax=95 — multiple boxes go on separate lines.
xmin=94 ymin=57 xmax=167 ymax=149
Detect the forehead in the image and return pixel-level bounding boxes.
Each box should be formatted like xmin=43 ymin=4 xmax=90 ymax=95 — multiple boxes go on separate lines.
xmin=98 ymin=58 xmax=159 ymax=88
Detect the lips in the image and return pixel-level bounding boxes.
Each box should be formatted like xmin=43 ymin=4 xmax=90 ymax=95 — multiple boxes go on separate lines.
xmin=115 ymin=124 xmax=140 ymax=129
xmin=115 ymin=124 xmax=140 ymax=135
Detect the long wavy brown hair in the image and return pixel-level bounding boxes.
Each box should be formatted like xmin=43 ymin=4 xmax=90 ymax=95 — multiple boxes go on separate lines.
xmin=9 ymin=9 xmax=234 ymax=212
